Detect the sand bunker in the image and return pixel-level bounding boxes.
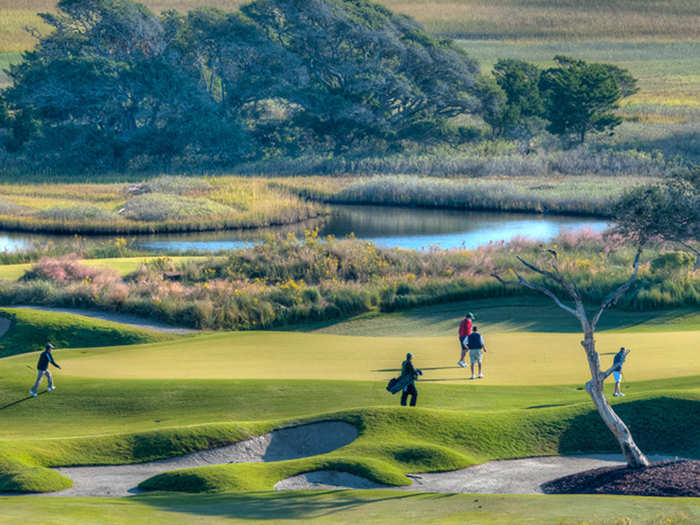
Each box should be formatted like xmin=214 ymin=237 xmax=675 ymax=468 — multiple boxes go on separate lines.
xmin=46 ymin=421 xmax=357 ymax=497
xmin=275 ymin=471 xmax=387 ymax=491
xmin=274 ymin=454 xmax=681 ymax=495
xmin=0 ymin=316 xmax=11 ymax=338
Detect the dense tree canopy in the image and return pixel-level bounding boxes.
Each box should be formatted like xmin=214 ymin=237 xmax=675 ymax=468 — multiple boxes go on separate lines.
xmin=0 ymin=0 xmax=481 ymax=169
xmin=539 ymin=56 xmax=637 ymax=144
xmin=490 ymin=59 xmax=544 ymax=137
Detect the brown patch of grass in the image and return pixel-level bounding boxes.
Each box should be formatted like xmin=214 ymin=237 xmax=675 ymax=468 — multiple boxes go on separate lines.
xmin=2 ymin=0 xmax=700 ymax=54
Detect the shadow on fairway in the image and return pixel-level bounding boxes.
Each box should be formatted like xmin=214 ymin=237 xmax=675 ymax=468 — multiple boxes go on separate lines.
xmin=136 ymin=491 xmax=427 ymax=521
xmin=558 ymin=397 xmax=700 ymax=458
xmin=0 ymin=395 xmax=36 ymax=410
xmin=372 ymin=367 xmax=455 ymax=373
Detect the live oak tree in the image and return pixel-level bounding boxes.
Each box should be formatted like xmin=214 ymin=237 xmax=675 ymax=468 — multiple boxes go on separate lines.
xmin=1 ymin=0 xmax=241 ymax=169
xmin=241 ymin=0 xmax=480 ymax=150
xmin=493 ymin=250 xmax=650 ymax=468
xmin=539 ymin=56 xmax=638 ymax=144
xmin=1 ymin=0 xmax=482 ymax=168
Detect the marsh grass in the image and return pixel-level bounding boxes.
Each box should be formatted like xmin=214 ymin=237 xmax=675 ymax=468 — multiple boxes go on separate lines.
xmin=275 ymin=175 xmax=655 ymax=217
xmin=0 ymin=176 xmax=326 ymax=234
xmin=2 ymin=232 xmax=697 ymax=331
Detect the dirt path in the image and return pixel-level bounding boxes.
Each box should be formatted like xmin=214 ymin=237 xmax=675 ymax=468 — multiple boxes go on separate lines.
xmin=11 ymin=306 xmax=198 ymax=335
xmin=275 ymin=454 xmax=682 ymax=494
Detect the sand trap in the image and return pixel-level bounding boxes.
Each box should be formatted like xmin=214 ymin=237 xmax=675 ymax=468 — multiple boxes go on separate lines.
xmin=275 ymin=471 xmax=387 ymax=490
xmin=0 ymin=316 xmax=11 ymax=338
xmin=274 ymin=454 xmax=681 ymax=495
xmin=44 ymin=421 xmax=357 ymax=497
xmin=12 ymin=306 xmax=198 ymax=335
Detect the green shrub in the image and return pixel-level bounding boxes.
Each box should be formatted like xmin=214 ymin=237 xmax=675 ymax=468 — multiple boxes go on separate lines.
xmin=650 ymin=251 xmax=696 ymax=275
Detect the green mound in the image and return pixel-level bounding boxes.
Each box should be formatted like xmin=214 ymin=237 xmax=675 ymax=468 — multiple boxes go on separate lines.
xmin=0 ymin=456 xmax=72 ymax=493
xmin=0 ymin=308 xmax=175 ymax=358
xmin=301 ymin=297 xmax=700 ymax=337
xmin=141 ymin=395 xmax=700 ymax=494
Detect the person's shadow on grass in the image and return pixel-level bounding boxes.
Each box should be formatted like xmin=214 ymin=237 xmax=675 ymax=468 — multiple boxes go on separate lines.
xmin=0 ymin=395 xmax=37 ymax=410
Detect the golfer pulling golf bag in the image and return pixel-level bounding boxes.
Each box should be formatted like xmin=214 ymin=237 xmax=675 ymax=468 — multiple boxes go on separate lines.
xmin=386 ymin=374 xmax=412 ymax=394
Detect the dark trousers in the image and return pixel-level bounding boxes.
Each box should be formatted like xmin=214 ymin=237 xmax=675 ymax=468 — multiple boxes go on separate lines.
xmin=401 ymin=384 xmax=418 ymax=407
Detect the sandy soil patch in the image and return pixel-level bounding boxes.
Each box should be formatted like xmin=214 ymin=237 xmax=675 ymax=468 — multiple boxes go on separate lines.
xmin=45 ymin=421 xmax=357 ymax=497
xmin=275 ymin=454 xmax=682 ymax=494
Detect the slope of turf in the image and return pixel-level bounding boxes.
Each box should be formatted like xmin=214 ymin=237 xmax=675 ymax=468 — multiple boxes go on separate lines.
xmin=46 ymin=328 xmax=700 ymax=385
xmin=298 ymin=297 xmax=700 ymax=336
xmin=139 ymin=396 xmax=700 ymax=494
xmin=1 ymin=392 xmax=698 ymax=493
xmin=0 ymin=308 xmax=175 ymax=358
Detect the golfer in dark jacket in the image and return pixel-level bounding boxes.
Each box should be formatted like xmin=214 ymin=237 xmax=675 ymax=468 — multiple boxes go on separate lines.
xmin=400 ymin=352 xmax=422 ymax=407
xmin=612 ymin=347 xmax=630 ymax=397
xmin=29 ymin=343 xmax=60 ymax=397
xmin=466 ymin=326 xmax=486 ymax=379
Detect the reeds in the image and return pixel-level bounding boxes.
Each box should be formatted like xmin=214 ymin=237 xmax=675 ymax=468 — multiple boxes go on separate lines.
xmin=2 ymin=232 xmax=696 ymax=330
xmin=276 ymin=174 xmax=656 ymax=217
xmin=0 ymin=176 xmax=327 ymax=234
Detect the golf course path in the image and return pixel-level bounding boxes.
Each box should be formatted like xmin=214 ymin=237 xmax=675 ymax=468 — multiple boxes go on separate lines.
xmin=45 ymin=422 xmax=358 ymax=497
xmin=275 ymin=454 xmax=681 ymax=494
xmin=12 ymin=306 xmax=198 ymax=335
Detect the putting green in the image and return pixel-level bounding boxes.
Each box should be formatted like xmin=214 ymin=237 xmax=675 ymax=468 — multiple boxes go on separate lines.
xmin=56 ymin=330 xmax=699 ymax=385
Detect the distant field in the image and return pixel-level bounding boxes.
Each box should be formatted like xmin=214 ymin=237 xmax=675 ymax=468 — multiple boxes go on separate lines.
xmin=462 ymin=40 xmax=700 ymax=126
xmin=2 ymin=0 xmax=700 ymax=54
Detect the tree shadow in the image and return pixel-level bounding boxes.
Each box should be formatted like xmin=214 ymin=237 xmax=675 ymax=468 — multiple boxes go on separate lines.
xmin=557 ymin=397 xmax=700 ymax=457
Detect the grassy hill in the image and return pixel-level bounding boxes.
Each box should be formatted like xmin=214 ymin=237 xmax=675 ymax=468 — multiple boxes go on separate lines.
xmin=0 ymin=307 xmax=175 ymax=358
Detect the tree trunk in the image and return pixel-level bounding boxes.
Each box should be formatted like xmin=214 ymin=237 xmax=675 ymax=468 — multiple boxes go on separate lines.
xmin=581 ymin=330 xmax=649 ymax=468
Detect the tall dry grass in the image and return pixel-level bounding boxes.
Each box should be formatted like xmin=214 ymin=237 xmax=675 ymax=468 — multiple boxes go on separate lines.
xmin=0 ymin=176 xmax=327 ymax=234
xmin=1 ymin=232 xmax=697 ymax=330
xmin=2 ymin=0 xmax=700 ymax=54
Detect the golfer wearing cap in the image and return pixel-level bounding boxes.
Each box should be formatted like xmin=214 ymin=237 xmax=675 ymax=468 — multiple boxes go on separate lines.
xmin=400 ymin=352 xmax=422 ymax=407
xmin=458 ymin=312 xmax=475 ymax=367
xmin=29 ymin=343 xmax=61 ymax=397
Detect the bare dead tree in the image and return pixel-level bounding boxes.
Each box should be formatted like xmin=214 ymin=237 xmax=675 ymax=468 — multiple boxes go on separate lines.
xmin=493 ymin=248 xmax=649 ymax=468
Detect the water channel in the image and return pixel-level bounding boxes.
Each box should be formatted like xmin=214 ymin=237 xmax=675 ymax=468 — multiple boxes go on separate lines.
xmin=0 ymin=205 xmax=609 ymax=253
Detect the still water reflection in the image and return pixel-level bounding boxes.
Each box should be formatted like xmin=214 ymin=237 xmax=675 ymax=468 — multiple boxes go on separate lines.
xmin=0 ymin=205 xmax=609 ymax=253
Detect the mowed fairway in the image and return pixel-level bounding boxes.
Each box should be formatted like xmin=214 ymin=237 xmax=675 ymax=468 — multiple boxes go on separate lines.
xmin=2 ymin=492 xmax=700 ymax=525
xmin=54 ymin=328 xmax=699 ymax=385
